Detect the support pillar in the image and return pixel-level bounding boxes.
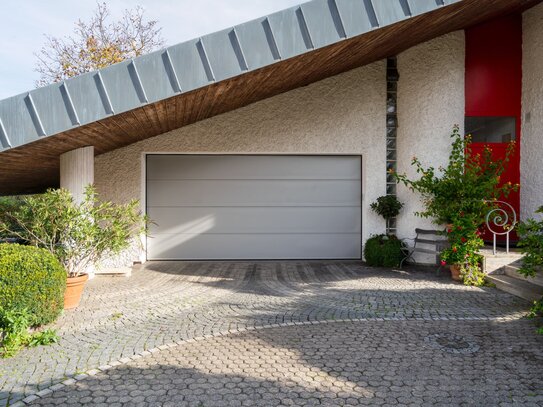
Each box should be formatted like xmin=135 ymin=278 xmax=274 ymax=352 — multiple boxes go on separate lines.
xmin=60 ymin=146 xmax=94 ymax=203
xmin=60 ymin=146 xmax=95 ymax=277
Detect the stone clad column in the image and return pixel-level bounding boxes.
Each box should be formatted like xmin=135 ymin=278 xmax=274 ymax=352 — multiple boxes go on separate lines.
xmin=60 ymin=146 xmax=94 ymax=203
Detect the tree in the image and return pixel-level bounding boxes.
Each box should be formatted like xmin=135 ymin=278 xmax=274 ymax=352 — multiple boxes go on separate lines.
xmin=34 ymin=2 xmax=165 ymax=87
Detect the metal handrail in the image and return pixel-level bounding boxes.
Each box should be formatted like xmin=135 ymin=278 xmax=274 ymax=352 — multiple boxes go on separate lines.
xmin=484 ymin=200 xmax=517 ymax=255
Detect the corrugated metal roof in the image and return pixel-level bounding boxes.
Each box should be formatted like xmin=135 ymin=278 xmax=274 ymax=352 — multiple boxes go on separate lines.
xmin=0 ymin=0 xmax=460 ymax=154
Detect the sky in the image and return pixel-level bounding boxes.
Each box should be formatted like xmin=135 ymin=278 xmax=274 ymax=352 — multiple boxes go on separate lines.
xmin=0 ymin=0 xmax=304 ymax=99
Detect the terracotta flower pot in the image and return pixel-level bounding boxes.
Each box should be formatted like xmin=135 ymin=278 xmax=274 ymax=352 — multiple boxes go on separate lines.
xmin=450 ymin=264 xmax=462 ymax=281
xmin=64 ymin=274 xmax=89 ymax=309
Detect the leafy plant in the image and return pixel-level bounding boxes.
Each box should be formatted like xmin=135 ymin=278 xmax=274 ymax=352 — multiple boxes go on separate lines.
xmin=364 ymin=234 xmax=406 ymax=267
xmin=527 ymin=298 xmax=543 ymax=335
xmin=0 ymin=196 xmax=25 ymax=239
xmin=517 ymin=206 xmax=543 ymax=278
xmin=394 ymin=125 xmax=516 ymax=225
xmin=0 ymin=308 xmax=58 ymax=358
xmin=370 ymin=195 xmax=404 ymax=221
xmin=394 ymin=125 xmax=517 ymax=285
xmin=441 ymin=218 xmax=486 ymax=286
xmin=0 ymin=186 xmax=147 ymax=277
xmin=0 ymin=244 xmax=66 ymax=325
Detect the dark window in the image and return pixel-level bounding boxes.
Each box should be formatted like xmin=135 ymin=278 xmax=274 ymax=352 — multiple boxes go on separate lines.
xmin=465 ymin=116 xmax=516 ymax=143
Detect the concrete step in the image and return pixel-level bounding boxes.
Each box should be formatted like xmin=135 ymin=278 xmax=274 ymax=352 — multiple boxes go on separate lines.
xmin=94 ymin=267 xmax=132 ymax=277
xmin=504 ymin=265 xmax=543 ymax=287
xmin=486 ymin=274 xmax=543 ymax=302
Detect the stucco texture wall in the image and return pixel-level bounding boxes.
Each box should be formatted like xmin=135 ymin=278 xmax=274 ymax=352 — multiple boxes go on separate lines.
xmin=521 ymin=3 xmax=543 ymax=221
xmin=95 ymin=62 xmax=387 ymax=264
xmin=396 ymin=32 xmax=465 ymax=260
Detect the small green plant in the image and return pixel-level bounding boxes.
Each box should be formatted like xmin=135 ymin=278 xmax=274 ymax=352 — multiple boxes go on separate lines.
xmin=370 ymin=195 xmax=404 ymax=221
xmin=517 ymin=206 xmax=543 ymax=278
xmin=0 ymin=308 xmax=58 ymax=358
xmin=516 ymin=206 xmax=543 ymax=334
xmin=0 ymin=244 xmax=66 ymax=326
xmin=0 ymin=186 xmax=147 ymax=277
xmin=364 ymin=234 xmax=406 ymax=267
xmin=527 ymin=298 xmax=543 ymax=335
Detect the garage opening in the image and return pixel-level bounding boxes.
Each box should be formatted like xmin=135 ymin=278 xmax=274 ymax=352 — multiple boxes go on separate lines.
xmin=145 ymin=155 xmax=361 ymax=260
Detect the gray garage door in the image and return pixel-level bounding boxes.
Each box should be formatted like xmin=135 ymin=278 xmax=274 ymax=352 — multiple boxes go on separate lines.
xmin=146 ymin=155 xmax=361 ymax=260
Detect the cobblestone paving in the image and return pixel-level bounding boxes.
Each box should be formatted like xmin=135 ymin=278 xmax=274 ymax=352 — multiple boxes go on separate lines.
xmin=0 ymin=262 xmax=541 ymax=406
xmin=30 ymin=320 xmax=543 ymax=406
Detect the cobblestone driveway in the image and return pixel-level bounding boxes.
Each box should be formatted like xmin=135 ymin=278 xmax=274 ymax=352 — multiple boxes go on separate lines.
xmin=1 ymin=262 xmax=542 ymax=406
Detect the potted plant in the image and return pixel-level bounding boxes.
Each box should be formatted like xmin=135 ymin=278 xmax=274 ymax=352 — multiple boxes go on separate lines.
xmin=440 ymin=216 xmax=485 ymax=283
xmin=364 ymin=196 xmax=405 ymax=267
xmin=0 ymin=186 xmax=146 ymax=309
xmin=394 ymin=125 xmax=518 ymax=284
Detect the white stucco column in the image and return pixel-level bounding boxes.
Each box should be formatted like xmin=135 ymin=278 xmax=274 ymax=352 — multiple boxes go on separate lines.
xmin=60 ymin=146 xmax=94 ymax=203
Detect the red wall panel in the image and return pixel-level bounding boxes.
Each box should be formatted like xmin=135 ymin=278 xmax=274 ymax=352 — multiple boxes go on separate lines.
xmin=465 ymin=14 xmax=522 ymax=118
xmin=465 ymin=14 xmax=522 ymax=239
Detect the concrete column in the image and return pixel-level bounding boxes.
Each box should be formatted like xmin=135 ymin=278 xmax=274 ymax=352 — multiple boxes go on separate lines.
xmin=60 ymin=146 xmax=94 ymax=203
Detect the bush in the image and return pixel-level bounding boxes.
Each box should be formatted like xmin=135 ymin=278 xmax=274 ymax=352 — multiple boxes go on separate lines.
xmin=517 ymin=206 xmax=543 ymax=278
xmin=364 ymin=235 xmax=405 ymax=267
xmin=0 ymin=244 xmax=66 ymax=326
xmin=394 ymin=125 xmax=517 ymax=285
xmin=0 ymin=196 xmax=25 ymax=239
xmin=0 ymin=186 xmax=146 ymax=277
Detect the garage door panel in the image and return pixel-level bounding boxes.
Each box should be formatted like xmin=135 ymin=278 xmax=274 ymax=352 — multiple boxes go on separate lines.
xmin=147 ymin=155 xmax=361 ymax=180
xmin=146 ymin=155 xmax=361 ymax=260
xmin=147 ymin=206 xmax=361 ymax=235
xmin=147 ymin=179 xmax=361 ymax=207
xmin=147 ymin=233 xmax=361 ymax=260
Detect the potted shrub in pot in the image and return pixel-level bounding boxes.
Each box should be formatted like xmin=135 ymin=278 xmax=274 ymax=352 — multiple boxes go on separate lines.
xmin=0 ymin=186 xmax=146 ymax=309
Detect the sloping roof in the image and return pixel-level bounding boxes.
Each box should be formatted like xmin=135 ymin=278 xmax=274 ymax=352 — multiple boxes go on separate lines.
xmin=0 ymin=0 xmax=539 ymax=194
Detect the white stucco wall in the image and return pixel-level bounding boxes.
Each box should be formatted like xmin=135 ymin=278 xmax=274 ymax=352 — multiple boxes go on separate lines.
xmin=521 ymin=3 xmax=543 ymax=221
xmin=95 ymin=62 xmax=387 ymax=264
xmin=396 ymin=32 xmax=465 ymax=260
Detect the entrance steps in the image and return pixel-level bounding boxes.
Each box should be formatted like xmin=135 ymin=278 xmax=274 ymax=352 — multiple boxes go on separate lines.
xmin=480 ymin=247 xmax=543 ymax=302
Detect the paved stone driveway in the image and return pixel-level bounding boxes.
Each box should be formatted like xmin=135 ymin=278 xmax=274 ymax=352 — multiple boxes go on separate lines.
xmin=1 ymin=262 xmax=542 ymax=406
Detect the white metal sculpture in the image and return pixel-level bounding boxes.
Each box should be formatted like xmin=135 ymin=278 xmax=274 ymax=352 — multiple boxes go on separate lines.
xmin=485 ymin=200 xmax=517 ymax=255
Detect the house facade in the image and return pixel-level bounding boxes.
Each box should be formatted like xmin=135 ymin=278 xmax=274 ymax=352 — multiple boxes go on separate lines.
xmin=0 ymin=0 xmax=541 ymax=265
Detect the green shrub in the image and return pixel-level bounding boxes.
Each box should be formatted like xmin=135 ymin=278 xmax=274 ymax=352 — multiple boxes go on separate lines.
xmin=0 ymin=196 xmax=25 ymax=239
xmin=0 ymin=244 xmax=66 ymax=326
xmin=517 ymin=206 xmax=543 ymax=278
xmin=370 ymin=195 xmax=404 ymax=221
xmin=1 ymin=186 xmax=146 ymax=277
xmin=364 ymin=235 xmax=405 ymax=267
xmin=0 ymin=307 xmax=58 ymax=358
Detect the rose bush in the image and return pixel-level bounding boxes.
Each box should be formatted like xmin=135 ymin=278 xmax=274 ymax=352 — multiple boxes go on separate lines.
xmin=394 ymin=125 xmax=517 ymax=285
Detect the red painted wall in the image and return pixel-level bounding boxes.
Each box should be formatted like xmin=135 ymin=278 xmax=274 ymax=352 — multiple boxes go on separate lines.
xmin=465 ymin=15 xmax=522 ymax=118
xmin=465 ymin=14 xmax=522 ymax=238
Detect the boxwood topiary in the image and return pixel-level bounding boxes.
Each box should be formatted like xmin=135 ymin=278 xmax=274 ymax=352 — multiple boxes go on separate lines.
xmin=364 ymin=234 xmax=405 ymax=267
xmin=0 ymin=244 xmax=66 ymax=326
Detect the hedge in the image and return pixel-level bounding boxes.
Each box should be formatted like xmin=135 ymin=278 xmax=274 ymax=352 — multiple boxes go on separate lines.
xmin=364 ymin=234 xmax=405 ymax=267
xmin=0 ymin=244 xmax=66 ymax=326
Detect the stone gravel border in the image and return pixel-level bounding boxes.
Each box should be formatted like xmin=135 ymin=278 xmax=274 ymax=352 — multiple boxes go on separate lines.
xmin=11 ymin=315 xmax=522 ymax=406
